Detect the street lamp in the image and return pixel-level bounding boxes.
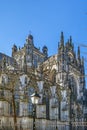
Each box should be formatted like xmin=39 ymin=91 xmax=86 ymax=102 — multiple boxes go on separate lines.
xmin=55 ymin=107 xmax=58 ymax=130
xmin=68 ymin=82 xmax=72 ymax=130
xmin=31 ymin=91 xmax=40 ymax=130
xmin=56 ymin=121 xmax=58 ymax=130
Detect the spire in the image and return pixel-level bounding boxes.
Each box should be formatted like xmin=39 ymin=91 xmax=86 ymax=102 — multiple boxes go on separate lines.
xmin=74 ymin=51 xmax=76 ymax=59
xmin=81 ymin=56 xmax=85 ymax=75
xmin=65 ymin=36 xmax=74 ymax=52
xmin=58 ymin=32 xmax=64 ymax=53
xmin=70 ymin=36 xmax=72 ymax=45
xmin=77 ymin=46 xmax=80 ymax=60
xmin=81 ymin=56 xmax=84 ymax=66
xmin=60 ymin=32 xmax=64 ymax=46
xmin=26 ymin=34 xmax=34 ymax=46
xmin=70 ymin=36 xmax=74 ymax=52
xmin=69 ymin=36 xmax=73 ymax=47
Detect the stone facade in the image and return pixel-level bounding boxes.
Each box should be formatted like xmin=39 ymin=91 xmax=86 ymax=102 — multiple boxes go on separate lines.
xmin=0 ymin=32 xmax=86 ymax=129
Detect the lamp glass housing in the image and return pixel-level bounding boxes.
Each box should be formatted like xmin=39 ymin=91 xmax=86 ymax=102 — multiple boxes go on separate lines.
xmin=31 ymin=92 xmax=40 ymax=104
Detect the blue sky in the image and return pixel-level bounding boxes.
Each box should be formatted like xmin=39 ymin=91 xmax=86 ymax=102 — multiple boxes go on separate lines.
xmin=0 ymin=0 xmax=87 ymax=86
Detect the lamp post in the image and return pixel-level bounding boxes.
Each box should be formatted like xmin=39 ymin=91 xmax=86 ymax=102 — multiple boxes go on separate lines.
xmin=31 ymin=91 xmax=40 ymax=130
xmin=55 ymin=107 xmax=58 ymax=130
xmin=69 ymin=83 xmax=72 ymax=130
xmin=56 ymin=119 xmax=58 ymax=130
